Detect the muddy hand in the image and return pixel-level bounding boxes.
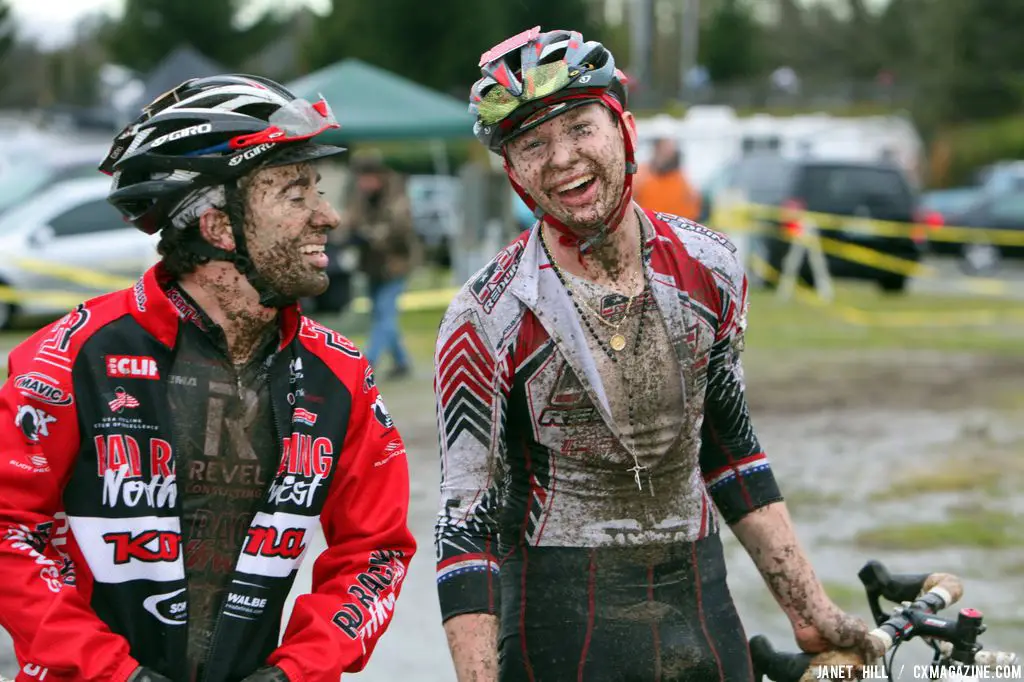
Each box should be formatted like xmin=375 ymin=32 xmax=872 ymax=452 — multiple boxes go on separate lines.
xmin=801 ymin=649 xmax=872 ymax=682
xmin=793 ymin=601 xmax=871 ymax=655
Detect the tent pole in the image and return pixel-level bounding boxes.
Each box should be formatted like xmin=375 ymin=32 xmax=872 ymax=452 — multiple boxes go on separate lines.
xmin=430 ymin=138 xmax=450 ymax=176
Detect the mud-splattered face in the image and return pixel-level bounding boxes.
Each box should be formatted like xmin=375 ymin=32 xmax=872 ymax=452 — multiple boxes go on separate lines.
xmin=506 ymin=103 xmax=636 ymax=235
xmin=241 ymin=162 xmax=340 ymax=299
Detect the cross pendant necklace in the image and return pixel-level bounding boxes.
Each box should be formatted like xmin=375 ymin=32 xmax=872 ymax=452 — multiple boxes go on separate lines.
xmin=626 ymin=460 xmax=654 ymax=496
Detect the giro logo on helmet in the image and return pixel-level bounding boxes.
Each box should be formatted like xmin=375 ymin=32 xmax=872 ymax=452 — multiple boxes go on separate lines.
xmin=151 ymin=123 xmax=212 ymax=148
xmin=229 ymin=143 xmax=276 ymax=166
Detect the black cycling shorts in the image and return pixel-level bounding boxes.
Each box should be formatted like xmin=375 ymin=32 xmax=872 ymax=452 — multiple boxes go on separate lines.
xmin=497 ymin=533 xmax=754 ymax=682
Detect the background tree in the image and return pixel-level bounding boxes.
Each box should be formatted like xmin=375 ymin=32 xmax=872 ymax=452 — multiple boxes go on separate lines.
xmin=104 ymin=0 xmax=290 ymax=73
xmin=307 ymin=0 xmax=603 ymax=98
xmin=698 ymin=0 xmax=758 ymax=83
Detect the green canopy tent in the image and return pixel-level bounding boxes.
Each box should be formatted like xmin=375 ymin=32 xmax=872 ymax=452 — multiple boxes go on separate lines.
xmin=286 ymin=58 xmax=475 ymax=173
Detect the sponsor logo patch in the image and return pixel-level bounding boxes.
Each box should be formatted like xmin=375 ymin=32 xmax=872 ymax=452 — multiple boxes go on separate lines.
xmin=372 ymin=395 xmax=393 ymax=430
xmin=108 ymin=387 xmax=141 ymax=413
xmin=15 ymin=405 xmax=56 ymax=443
xmin=14 ymin=373 xmax=73 ymax=406
xmin=106 ymin=355 xmax=159 ymax=380
xmin=142 ymin=588 xmax=187 ymax=625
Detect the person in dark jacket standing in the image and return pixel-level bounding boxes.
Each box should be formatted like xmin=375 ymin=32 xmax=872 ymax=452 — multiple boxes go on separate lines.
xmin=0 ymin=75 xmax=415 ymax=682
xmin=341 ymin=151 xmax=420 ymax=380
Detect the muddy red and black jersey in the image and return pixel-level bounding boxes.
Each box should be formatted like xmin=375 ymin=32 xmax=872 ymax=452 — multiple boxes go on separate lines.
xmin=0 ymin=265 xmax=415 ymax=682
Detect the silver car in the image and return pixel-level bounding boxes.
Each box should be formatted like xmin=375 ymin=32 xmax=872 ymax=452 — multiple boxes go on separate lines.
xmin=0 ymin=176 xmax=159 ymax=329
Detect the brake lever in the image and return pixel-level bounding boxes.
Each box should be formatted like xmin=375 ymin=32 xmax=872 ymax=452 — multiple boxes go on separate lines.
xmin=859 ymin=560 xmax=932 ymax=625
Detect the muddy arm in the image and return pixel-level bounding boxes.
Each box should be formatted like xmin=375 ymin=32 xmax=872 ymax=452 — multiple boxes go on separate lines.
xmin=731 ymin=502 xmax=870 ymax=653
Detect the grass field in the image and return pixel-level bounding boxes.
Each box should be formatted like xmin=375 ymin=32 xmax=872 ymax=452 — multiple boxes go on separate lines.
xmin=318 ymin=279 xmax=1024 ymax=364
xmin=3 ymin=281 xmax=1022 ymax=374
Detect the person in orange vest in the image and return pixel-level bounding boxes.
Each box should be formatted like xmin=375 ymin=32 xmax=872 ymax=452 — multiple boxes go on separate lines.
xmin=633 ymin=136 xmax=702 ymax=220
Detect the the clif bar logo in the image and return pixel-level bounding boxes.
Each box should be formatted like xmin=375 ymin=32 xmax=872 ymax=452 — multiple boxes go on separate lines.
xmin=106 ymin=356 xmax=160 ymax=380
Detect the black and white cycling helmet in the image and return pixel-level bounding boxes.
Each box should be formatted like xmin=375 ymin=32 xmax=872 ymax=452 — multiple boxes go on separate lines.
xmin=99 ymin=74 xmax=345 ymax=307
xmin=469 ymin=27 xmax=636 ymax=254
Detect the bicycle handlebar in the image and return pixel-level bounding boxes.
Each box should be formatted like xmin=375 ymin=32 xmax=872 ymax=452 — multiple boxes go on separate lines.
xmin=858 ymin=560 xmax=964 ymax=627
xmin=749 ymin=636 xmax=814 ymax=682
xmin=749 ymin=560 xmax=1019 ymax=682
xmin=858 ymin=560 xmax=932 ymax=604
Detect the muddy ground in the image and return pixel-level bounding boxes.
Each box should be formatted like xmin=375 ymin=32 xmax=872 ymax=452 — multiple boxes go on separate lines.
xmin=1 ymin=344 xmax=1021 ymax=680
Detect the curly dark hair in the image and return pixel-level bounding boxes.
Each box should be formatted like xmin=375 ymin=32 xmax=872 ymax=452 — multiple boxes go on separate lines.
xmin=156 ymin=221 xmax=210 ymax=278
xmin=156 ymin=183 xmax=250 ymax=278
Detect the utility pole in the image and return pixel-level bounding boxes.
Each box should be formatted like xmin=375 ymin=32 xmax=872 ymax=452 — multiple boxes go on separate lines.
xmin=629 ymin=0 xmax=656 ymax=107
xmin=679 ymin=0 xmax=700 ymax=99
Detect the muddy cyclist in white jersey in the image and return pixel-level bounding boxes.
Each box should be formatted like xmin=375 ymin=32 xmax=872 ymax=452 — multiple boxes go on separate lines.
xmin=433 ymin=26 xmax=874 ymax=682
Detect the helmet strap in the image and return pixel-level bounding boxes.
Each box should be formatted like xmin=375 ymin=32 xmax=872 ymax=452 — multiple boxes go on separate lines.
xmin=504 ymin=92 xmax=637 ymax=264
xmin=184 ymin=180 xmax=296 ymax=309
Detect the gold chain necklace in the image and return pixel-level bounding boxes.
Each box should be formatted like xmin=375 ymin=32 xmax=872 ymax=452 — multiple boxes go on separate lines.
xmin=541 ymin=229 xmax=641 ymax=352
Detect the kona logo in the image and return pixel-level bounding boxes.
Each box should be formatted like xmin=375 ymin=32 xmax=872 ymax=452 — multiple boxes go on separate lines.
xmin=151 ymin=123 xmax=212 ymax=147
xmin=103 ymin=530 xmax=181 ymax=564
xmin=229 ymin=143 xmax=275 ymax=166
xmin=243 ymin=526 xmax=307 ymax=559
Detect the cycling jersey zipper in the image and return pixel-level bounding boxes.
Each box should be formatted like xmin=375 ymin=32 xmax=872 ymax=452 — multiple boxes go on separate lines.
xmin=200 ymin=355 xmax=288 ymax=682
xmin=199 ymin=366 xmax=243 ymax=682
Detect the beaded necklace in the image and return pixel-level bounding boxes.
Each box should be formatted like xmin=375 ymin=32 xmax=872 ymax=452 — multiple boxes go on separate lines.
xmin=539 ymin=225 xmax=654 ymax=495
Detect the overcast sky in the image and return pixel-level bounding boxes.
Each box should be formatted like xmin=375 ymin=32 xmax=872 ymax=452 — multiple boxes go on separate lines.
xmin=11 ymin=0 xmax=889 ymax=51
xmin=9 ymin=0 xmax=328 ymax=50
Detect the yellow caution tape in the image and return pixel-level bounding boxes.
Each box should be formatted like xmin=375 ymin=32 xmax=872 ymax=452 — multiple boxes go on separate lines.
xmin=0 ymin=286 xmax=94 ymax=307
xmin=4 ymin=257 xmax=137 ymax=290
xmin=736 ymin=204 xmax=1024 ymax=246
xmin=749 ymin=254 xmax=1024 ymax=328
xmin=814 ymin=236 xmax=933 ymax=278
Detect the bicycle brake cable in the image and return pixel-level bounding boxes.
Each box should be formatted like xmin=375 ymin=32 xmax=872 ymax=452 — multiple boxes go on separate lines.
xmin=885 ymin=640 xmax=903 ymax=682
